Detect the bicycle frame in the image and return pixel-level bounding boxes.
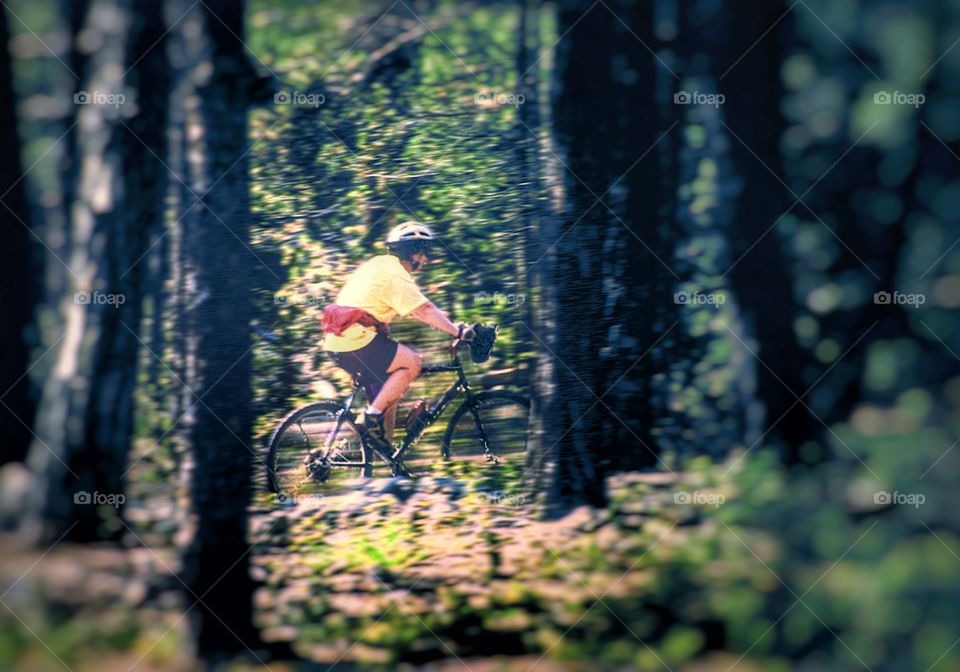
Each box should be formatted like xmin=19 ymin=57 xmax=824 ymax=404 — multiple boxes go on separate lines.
xmin=325 ymin=349 xmax=476 ymax=465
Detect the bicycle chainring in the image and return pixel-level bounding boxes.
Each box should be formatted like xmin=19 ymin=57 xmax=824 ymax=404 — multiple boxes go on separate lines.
xmin=305 ymin=451 xmax=332 ymax=482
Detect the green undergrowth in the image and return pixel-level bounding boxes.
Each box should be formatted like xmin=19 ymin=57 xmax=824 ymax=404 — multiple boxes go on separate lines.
xmin=249 ymin=452 xmax=959 ymax=671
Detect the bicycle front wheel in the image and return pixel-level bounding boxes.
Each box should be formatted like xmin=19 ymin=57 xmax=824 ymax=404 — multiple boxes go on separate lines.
xmin=266 ymin=401 xmax=371 ymax=497
xmin=442 ymin=391 xmax=530 ymax=461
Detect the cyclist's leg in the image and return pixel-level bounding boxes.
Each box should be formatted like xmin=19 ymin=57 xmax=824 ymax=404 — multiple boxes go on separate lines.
xmin=341 ymin=338 xmax=419 ymax=465
xmin=370 ymin=344 xmax=422 ymax=412
xmin=383 ymin=400 xmax=399 ymax=442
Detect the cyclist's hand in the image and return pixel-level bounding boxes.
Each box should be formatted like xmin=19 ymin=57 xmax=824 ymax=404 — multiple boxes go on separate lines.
xmin=456 ymin=322 xmax=476 ymax=342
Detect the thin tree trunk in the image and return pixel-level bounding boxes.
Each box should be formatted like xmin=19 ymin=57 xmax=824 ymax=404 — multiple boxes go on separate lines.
xmin=514 ymin=0 xmax=539 ymax=390
xmin=0 ymin=5 xmax=38 ymax=465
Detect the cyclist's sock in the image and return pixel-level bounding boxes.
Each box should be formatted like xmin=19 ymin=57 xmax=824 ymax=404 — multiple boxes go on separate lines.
xmin=362 ymin=410 xmax=391 ymax=452
xmin=365 ymin=405 xmax=383 ymax=415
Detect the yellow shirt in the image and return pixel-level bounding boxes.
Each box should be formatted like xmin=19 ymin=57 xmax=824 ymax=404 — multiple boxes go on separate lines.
xmin=324 ymin=254 xmax=429 ymax=352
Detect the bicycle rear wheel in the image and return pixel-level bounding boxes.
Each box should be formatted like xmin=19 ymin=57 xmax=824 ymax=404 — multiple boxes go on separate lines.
xmin=266 ymin=401 xmax=371 ymax=498
xmin=442 ymin=391 xmax=530 ymax=461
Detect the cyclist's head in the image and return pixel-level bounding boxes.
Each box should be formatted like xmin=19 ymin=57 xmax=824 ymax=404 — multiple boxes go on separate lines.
xmin=386 ymin=222 xmax=435 ymax=271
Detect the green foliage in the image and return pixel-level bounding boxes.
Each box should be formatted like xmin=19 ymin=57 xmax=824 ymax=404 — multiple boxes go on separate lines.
xmin=246 ymin=0 xmax=536 ymax=442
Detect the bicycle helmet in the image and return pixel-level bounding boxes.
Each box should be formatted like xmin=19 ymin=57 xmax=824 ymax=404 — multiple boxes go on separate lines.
xmin=386 ymin=222 xmax=436 ymax=266
xmin=386 ymin=222 xmax=435 ymax=243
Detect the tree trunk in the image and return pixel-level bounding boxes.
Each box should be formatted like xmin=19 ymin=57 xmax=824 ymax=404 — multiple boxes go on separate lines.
xmin=531 ymin=0 xmax=667 ymax=515
xmin=514 ymin=0 xmax=540 ymax=390
xmin=175 ymin=0 xmax=282 ymax=660
xmin=617 ymin=0 xmax=685 ymax=468
xmin=0 ymin=5 xmax=38 ymax=465
xmin=722 ymin=0 xmax=814 ymax=458
xmin=24 ymin=0 xmax=169 ymax=543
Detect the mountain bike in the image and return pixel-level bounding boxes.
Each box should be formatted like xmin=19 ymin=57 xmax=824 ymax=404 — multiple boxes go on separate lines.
xmin=265 ymin=331 xmax=529 ymax=498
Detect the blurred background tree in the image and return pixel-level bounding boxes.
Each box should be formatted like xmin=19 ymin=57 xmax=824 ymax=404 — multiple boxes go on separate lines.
xmin=0 ymin=2 xmax=37 ymax=467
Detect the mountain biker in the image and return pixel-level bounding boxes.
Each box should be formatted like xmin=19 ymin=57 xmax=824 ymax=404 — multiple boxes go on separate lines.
xmin=321 ymin=222 xmax=475 ymax=459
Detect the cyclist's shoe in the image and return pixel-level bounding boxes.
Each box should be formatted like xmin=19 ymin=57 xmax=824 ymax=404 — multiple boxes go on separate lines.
xmin=361 ymin=411 xmax=393 ymax=456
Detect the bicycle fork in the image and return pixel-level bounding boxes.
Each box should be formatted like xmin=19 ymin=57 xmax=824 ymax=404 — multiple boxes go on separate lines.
xmin=470 ymin=400 xmax=499 ymax=463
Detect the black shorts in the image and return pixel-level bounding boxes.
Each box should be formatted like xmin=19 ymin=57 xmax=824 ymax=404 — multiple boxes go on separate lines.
xmin=330 ymin=333 xmax=399 ymax=401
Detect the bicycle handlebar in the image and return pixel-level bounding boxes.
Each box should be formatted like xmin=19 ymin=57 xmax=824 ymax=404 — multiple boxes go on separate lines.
xmin=449 ymin=331 xmax=476 ymax=353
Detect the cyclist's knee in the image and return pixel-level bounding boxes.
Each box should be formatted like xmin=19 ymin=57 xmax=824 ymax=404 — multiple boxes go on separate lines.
xmin=391 ymin=344 xmax=422 ymax=377
xmin=409 ymin=351 xmax=423 ymax=377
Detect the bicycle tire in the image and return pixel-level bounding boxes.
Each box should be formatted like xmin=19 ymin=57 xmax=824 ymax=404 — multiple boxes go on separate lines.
xmin=265 ymin=401 xmax=372 ymax=495
xmin=442 ymin=390 xmax=530 ymax=461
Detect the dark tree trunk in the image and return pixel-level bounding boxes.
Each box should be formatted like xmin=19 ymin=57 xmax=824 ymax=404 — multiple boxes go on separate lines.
xmin=531 ymin=0 xmax=669 ymax=515
xmin=176 ymin=0 xmax=284 ymax=660
xmin=0 ymin=5 xmax=38 ymax=465
xmin=617 ymin=0 xmax=685 ymax=469
xmin=531 ymin=0 xmax=614 ymax=515
xmin=721 ymin=0 xmax=815 ymax=458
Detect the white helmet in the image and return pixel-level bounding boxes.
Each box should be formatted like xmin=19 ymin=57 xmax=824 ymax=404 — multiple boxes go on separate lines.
xmin=386 ymin=221 xmax=435 ymax=243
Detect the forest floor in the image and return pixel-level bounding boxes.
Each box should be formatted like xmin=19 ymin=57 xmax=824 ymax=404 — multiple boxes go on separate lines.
xmin=0 ymin=457 xmax=799 ymax=671
xmin=246 ymin=461 xmax=782 ymax=671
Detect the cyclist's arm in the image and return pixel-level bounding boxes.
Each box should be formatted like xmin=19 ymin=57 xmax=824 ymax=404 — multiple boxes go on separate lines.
xmin=409 ymin=300 xmax=460 ymax=336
